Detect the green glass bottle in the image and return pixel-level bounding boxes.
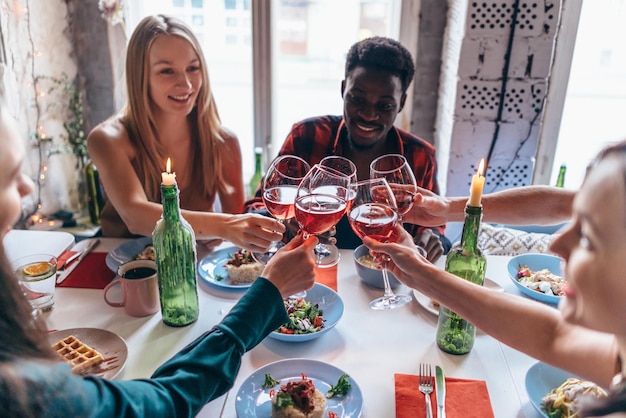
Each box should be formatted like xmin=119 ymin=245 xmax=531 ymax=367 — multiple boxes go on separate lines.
xmin=84 ymin=160 xmax=105 ymax=225
xmin=248 ymin=146 xmax=264 ymax=198
xmin=555 ymin=164 xmax=566 ymax=188
xmin=152 ymin=181 xmax=199 ymax=327
xmin=436 ymin=204 xmax=486 ymax=355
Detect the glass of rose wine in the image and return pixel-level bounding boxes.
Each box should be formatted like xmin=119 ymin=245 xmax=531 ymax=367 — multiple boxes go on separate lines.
xmin=348 ymin=178 xmax=412 ymax=310
xmin=294 ymin=164 xmax=350 ymax=267
xmin=370 ymin=154 xmax=418 ymax=220
xmin=251 ymin=155 xmax=311 ymax=265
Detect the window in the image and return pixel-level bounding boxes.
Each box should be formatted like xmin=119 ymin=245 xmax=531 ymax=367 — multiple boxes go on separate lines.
xmin=551 ymin=0 xmax=626 ymax=188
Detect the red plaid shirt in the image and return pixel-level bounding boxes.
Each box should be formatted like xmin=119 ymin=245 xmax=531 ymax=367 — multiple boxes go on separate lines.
xmin=244 ymin=115 xmax=449 ymax=250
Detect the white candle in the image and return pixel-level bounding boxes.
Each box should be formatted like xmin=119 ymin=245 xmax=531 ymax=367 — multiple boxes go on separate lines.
xmin=161 ymin=158 xmax=177 ymax=186
xmin=468 ymin=158 xmax=486 ymax=207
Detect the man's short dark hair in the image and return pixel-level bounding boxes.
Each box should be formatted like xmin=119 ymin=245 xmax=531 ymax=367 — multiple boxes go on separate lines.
xmin=344 ymin=36 xmax=416 ymax=93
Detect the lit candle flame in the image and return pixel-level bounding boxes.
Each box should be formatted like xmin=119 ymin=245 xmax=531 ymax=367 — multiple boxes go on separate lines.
xmin=477 ymin=158 xmax=485 ymax=176
xmin=166 ymin=158 xmax=172 ymax=173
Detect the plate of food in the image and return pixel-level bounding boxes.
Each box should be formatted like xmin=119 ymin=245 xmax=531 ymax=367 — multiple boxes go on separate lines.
xmin=47 ymin=327 xmax=128 ymax=380
xmin=105 ymin=237 xmax=153 ymax=272
xmin=235 ymin=358 xmax=362 ymax=418
xmin=507 ymin=253 xmax=564 ymax=305
xmin=198 ymin=246 xmax=263 ymax=290
xmin=525 ymin=361 xmax=607 ymax=418
xmin=413 ymin=278 xmax=504 ymax=316
xmin=268 ymin=283 xmax=344 ymax=342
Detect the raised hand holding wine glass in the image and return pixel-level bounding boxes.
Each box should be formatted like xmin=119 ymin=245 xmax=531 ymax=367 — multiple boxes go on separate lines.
xmin=294 ymin=164 xmax=349 ymax=267
xmin=251 ymin=155 xmax=310 ymax=265
xmin=348 ymin=178 xmax=412 ymax=310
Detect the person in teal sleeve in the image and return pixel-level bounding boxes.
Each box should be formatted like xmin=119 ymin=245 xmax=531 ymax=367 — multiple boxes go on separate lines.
xmin=0 ymin=104 xmax=317 ymax=416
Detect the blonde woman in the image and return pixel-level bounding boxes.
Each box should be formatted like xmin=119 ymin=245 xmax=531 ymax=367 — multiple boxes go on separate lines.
xmin=88 ymin=15 xmax=283 ymax=252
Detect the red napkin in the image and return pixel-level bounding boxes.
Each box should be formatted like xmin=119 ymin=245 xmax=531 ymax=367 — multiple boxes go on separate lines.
xmin=314 ymin=264 xmax=337 ymax=291
xmin=56 ymin=252 xmax=115 ymax=289
xmin=395 ymin=373 xmax=495 ymax=418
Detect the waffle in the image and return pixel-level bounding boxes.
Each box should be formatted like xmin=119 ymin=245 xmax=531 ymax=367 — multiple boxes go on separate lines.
xmin=52 ymin=335 xmax=104 ymax=374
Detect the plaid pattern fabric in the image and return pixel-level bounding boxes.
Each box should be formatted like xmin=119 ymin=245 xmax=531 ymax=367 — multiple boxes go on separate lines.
xmin=243 ymin=115 xmax=447 ymax=248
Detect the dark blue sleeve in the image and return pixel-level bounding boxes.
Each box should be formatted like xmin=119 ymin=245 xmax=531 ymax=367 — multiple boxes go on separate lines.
xmin=22 ymin=277 xmax=288 ymax=418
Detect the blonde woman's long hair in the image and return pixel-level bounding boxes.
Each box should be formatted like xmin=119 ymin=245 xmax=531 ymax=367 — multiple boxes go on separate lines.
xmin=123 ymin=14 xmax=226 ymax=200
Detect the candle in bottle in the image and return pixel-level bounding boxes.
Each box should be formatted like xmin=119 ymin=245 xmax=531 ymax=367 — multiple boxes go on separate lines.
xmin=161 ymin=158 xmax=177 ymax=186
xmin=467 ymin=158 xmax=485 ymax=207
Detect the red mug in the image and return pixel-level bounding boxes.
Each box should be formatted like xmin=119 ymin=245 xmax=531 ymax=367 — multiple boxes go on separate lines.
xmin=104 ymin=259 xmax=159 ymax=317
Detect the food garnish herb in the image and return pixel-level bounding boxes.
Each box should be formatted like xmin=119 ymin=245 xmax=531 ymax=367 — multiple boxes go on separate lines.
xmin=326 ymin=374 xmax=351 ymax=398
xmin=262 ymin=373 xmax=280 ymax=388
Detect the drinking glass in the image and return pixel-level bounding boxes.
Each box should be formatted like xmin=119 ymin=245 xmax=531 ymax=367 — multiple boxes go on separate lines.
xmin=295 ymin=164 xmax=350 ymax=267
xmin=348 ymin=178 xmax=412 ymax=310
xmin=251 ymin=155 xmax=311 ymax=265
xmin=313 ymin=156 xmax=358 ymax=267
xmin=370 ymin=154 xmax=418 ymax=220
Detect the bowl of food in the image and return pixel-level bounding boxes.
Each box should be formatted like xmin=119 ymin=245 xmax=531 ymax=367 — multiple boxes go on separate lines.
xmin=353 ymin=244 xmax=400 ymax=289
xmin=507 ymin=253 xmax=565 ymax=305
xmin=268 ymin=283 xmax=344 ymax=342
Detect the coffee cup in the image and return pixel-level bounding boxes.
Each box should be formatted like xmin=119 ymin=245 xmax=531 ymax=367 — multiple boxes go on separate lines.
xmin=104 ymin=259 xmax=159 ymax=317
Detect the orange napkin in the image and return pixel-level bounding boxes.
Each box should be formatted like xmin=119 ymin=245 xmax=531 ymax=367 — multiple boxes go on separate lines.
xmin=314 ymin=264 xmax=337 ymax=291
xmin=395 ymin=373 xmax=495 ymax=418
xmin=56 ymin=252 xmax=115 ymax=289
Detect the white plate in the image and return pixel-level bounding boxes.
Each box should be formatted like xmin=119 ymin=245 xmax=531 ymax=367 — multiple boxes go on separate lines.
xmin=268 ymin=283 xmax=344 ymax=342
xmin=235 ymin=358 xmax=363 ymax=417
xmin=105 ymin=237 xmax=152 ymax=272
xmin=198 ymin=246 xmax=256 ymax=290
xmin=48 ymin=327 xmax=128 ymax=379
xmin=413 ymin=278 xmax=504 ymax=316
xmin=525 ymin=362 xmax=583 ymax=418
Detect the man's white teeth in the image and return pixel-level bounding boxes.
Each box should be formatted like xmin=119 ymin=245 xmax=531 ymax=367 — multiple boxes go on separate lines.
xmin=356 ymin=123 xmax=375 ymax=132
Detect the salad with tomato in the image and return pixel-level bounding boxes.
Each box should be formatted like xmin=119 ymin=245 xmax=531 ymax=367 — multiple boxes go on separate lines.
xmin=276 ymin=297 xmax=325 ymax=335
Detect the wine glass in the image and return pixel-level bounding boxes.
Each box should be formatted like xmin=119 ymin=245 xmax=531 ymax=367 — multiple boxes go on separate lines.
xmin=370 ymin=154 xmax=418 ymax=220
xmin=251 ymin=155 xmax=311 ymax=265
xmin=348 ymin=178 xmax=412 ymax=310
xmin=313 ymin=156 xmax=358 ymax=267
xmin=294 ymin=164 xmax=349 ymax=267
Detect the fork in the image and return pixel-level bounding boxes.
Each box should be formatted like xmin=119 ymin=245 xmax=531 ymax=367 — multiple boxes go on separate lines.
xmin=419 ymin=363 xmax=434 ymax=418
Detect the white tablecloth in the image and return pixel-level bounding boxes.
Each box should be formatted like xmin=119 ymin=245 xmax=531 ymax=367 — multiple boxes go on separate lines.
xmin=38 ymin=236 xmax=543 ymax=417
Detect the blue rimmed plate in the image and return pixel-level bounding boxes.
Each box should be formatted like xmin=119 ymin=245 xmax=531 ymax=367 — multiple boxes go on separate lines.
xmin=105 ymin=237 xmax=152 ymax=272
xmin=525 ymin=362 xmax=582 ymax=418
xmin=268 ymin=283 xmax=344 ymax=342
xmin=235 ymin=358 xmax=362 ymax=417
xmin=507 ymin=253 xmax=564 ymax=305
xmin=198 ymin=246 xmax=256 ymax=290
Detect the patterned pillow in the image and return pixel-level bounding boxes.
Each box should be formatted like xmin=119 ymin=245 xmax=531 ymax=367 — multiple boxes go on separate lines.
xmin=477 ymin=223 xmax=556 ymax=256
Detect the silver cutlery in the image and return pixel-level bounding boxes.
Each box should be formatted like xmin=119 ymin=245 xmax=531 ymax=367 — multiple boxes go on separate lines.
xmin=435 ymin=365 xmax=446 ymax=418
xmin=419 ymin=363 xmax=433 ymax=418
xmin=56 ymin=238 xmax=100 ymax=284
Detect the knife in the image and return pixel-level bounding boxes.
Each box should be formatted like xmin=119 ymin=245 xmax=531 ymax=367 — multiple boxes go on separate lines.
xmin=435 ymin=365 xmax=446 ymax=418
xmin=56 ymin=238 xmax=100 ymax=284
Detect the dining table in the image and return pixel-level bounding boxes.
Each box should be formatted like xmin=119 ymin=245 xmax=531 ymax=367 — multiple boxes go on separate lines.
xmin=7 ymin=230 xmax=551 ymax=417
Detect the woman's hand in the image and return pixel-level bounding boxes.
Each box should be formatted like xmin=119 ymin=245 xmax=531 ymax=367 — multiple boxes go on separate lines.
xmin=363 ymin=226 xmax=429 ymax=286
xmin=222 ymin=213 xmax=286 ymax=253
xmin=262 ymin=233 xmax=317 ymax=298
xmin=414 ymin=229 xmax=444 ymax=263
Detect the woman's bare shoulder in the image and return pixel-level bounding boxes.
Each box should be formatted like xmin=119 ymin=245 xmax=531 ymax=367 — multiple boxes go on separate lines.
xmin=88 ymin=117 xmax=133 ymax=154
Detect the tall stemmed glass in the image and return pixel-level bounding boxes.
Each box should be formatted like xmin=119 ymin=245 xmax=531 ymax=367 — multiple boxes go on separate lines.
xmin=370 ymin=154 xmax=418 ymax=220
xmin=251 ymin=155 xmax=311 ymax=265
xmin=312 ymin=156 xmax=358 ymax=267
xmin=295 ymin=164 xmax=350 ymax=267
xmin=348 ymin=178 xmax=412 ymax=310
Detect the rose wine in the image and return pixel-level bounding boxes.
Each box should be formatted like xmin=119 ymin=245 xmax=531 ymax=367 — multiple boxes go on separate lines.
xmin=295 ymin=194 xmax=346 ymax=235
xmin=263 ymin=185 xmax=298 ymax=220
xmin=348 ymin=203 xmax=398 ymax=242
xmin=389 ymin=184 xmax=416 ymax=216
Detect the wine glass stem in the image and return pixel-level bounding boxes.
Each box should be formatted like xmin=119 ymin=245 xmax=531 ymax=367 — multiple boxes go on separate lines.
xmin=381 ymin=260 xmax=395 ymax=299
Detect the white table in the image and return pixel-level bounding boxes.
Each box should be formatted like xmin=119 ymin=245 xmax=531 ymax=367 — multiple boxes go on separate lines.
xmin=42 ymin=236 xmax=544 ymax=417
